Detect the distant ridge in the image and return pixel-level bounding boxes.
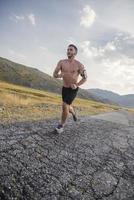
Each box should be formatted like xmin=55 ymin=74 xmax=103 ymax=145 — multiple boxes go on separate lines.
xmin=88 ymin=88 xmax=134 ymax=108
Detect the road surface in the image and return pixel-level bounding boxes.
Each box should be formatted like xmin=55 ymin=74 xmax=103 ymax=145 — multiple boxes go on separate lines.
xmin=0 ymin=110 xmax=134 ymax=199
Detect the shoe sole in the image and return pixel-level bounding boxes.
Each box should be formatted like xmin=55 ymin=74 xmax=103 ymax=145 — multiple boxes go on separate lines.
xmin=55 ymin=128 xmax=64 ymax=134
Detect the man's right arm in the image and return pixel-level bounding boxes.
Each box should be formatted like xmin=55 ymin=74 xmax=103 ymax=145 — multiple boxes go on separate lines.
xmin=53 ymin=60 xmax=62 ymax=78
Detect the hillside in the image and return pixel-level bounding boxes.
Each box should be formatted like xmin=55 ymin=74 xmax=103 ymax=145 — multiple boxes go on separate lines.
xmin=0 ymin=57 xmax=62 ymax=93
xmin=0 ymin=57 xmax=100 ymax=101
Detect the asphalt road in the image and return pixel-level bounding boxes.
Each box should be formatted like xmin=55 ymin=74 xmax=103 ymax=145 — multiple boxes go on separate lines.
xmin=0 ymin=110 xmax=134 ymax=200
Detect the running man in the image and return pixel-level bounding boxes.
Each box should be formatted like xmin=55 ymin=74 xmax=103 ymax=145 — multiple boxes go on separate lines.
xmin=53 ymin=44 xmax=87 ymax=133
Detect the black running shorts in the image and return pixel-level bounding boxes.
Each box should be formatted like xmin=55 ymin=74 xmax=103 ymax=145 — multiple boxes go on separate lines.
xmin=62 ymin=86 xmax=79 ymax=105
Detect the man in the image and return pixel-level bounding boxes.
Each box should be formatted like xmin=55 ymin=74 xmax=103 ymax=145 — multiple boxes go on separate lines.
xmin=53 ymin=44 xmax=87 ymax=133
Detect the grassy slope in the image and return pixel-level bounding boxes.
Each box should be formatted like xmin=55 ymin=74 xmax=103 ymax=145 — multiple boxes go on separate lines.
xmin=0 ymin=81 xmax=132 ymax=124
xmin=0 ymin=56 xmax=62 ymax=93
xmin=0 ymin=56 xmax=100 ymax=101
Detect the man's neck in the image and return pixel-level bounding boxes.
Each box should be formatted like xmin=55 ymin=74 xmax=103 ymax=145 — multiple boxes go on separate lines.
xmin=67 ymin=57 xmax=75 ymax=62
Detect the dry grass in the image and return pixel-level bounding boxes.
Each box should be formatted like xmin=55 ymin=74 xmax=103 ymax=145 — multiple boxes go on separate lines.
xmin=0 ymin=80 xmax=130 ymax=124
xmin=126 ymin=108 xmax=134 ymax=113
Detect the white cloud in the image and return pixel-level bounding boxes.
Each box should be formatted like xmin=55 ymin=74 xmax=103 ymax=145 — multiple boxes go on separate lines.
xmin=101 ymin=55 xmax=134 ymax=94
xmin=10 ymin=13 xmax=36 ymax=26
xmin=97 ymin=0 xmax=134 ymax=36
xmin=8 ymin=49 xmax=26 ymax=60
xmin=103 ymin=56 xmax=134 ymax=79
xmin=80 ymin=5 xmax=96 ymax=28
xmin=39 ymin=46 xmax=48 ymax=54
xmin=9 ymin=14 xmax=25 ymax=23
xmin=104 ymin=41 xmax=116 ymax=51
xmin=27 ymin=14 xmax=36 ymax=26
xmin=66 ymin=37 xmax=76 ymax=44
xmin=80 ymin=40 xmax=103 ymax=58
xmin=39 ymin=46 xmax=47 ymax=51
xmin=75 ymin=32 xmax=134 ymax=94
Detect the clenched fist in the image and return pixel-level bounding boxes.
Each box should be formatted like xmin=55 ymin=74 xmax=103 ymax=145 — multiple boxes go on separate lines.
xmin=58 ymin=72 xmax=64 ymax=78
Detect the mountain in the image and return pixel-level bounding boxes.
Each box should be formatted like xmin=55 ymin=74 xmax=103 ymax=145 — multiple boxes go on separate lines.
xmin=88 ymin=88 xmax=134 ymax=108
xmin=0 ymin=57 xmax=100 ymax=101
xmin=119 ymin=94 xmax=134 ymax=108
xmin=0 ymin=56 xmax=62 ymax=93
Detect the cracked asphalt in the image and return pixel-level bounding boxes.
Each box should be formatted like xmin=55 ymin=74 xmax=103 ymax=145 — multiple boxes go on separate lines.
xmin=0 ymin=110 xmax=134 ymax=200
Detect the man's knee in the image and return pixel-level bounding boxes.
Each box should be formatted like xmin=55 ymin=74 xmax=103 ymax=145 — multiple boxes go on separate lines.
xmin=62 ymin=102 xmax=69 ymax=112
xmin=69 ymin=104 xmax=73 ymax=110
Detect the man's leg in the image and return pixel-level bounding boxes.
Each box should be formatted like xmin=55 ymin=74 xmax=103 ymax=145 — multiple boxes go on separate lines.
xmin=60 ymin=102 xmax=69 ymax=126
xmin=69 ymin=104 xmax=75 ymax=115
xmin=69 ymin=104 xmax=77 ymax=121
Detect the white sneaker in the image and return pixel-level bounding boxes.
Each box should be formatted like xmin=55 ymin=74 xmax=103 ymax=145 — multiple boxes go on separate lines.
xmin=55 ymin=124 xmax=64 ymax=133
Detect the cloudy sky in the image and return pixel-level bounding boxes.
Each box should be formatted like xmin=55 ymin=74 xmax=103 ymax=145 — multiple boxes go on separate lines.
xmin=0 ymin=0 xmax=134 ymax=95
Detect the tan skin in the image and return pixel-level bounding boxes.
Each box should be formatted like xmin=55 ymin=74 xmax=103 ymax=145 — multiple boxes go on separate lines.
xmin=53 ymin=46 xmax=87 ymax=126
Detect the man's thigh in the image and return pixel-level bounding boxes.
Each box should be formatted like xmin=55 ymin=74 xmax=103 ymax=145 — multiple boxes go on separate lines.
xmin=62 ymin=86 xmax=78 ymax=105
xmin=62 ymin=101 xmax=69 ymax=110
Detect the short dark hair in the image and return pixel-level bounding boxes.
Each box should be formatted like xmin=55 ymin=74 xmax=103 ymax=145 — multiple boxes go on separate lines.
xmin=68 ymin=44 xmax=78 ymax=54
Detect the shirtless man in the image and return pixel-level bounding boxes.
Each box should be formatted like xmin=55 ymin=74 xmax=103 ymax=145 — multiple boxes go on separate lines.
xmin=53 ymin=44 xmax=87 ymax=133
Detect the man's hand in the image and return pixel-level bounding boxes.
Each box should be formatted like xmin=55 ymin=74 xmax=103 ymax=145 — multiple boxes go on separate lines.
xmin=53 ymin=72 xmax=63 ymax=78
xmin=56 ymin=73 xmax=63 ymax=78
xmin=70 ymin=83 xmax=78 ymax=89
xmin=53 ymin=72 xmax=62 ymax=78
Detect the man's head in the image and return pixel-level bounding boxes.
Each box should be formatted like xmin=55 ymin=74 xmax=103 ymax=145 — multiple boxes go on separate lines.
xmin=67 ymin=44 xmax=78 ymax=58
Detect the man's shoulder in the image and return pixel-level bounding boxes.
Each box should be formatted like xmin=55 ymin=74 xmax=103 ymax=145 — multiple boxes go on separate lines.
xmin=59 ymin=59 xmax=84 ymax=67
xmin=74 ymin=59 xmax=84 ymax=67
xmin=58 ymin=59 xmax=67 ymax=63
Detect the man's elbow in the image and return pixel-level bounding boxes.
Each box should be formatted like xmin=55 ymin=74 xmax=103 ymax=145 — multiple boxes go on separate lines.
xmin=82 ymin=75 xmax=87 ymax=82
xmin=81 ymin=70 xmax=87 ymax=81
xmin=85 ymin=77 xmax=87 ymax=82
xmin=53 ymin=73 xmax=57 ymax=78
xmin=83 ymin=78 xmax=87 ymax=83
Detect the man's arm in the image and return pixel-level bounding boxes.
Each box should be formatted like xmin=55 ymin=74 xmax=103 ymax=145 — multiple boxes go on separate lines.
xmin=76 ymin=64 xmax=87 ymax=87
xmin=53 ymin=60 xmax=62 ymax=78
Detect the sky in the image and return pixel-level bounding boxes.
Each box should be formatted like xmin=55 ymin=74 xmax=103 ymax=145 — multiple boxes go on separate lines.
xmin=0 ymin=0 xmax=134 ymax=95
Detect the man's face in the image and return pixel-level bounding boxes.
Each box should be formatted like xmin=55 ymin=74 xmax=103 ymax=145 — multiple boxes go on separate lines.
xmin=67 ymin=46 xmax=76 ymax=58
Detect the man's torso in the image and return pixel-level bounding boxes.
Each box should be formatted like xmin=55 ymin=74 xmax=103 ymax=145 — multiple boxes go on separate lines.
xmin=60 ymin=59 xmax=81 ymax=87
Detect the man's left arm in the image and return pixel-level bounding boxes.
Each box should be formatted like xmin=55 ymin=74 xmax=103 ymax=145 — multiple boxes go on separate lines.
xmin=76 ymin=64 xmax=87 ymax=87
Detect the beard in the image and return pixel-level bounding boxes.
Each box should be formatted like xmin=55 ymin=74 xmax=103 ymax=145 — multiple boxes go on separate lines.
xmin=67 ymin=54 xmax=75 ymax=58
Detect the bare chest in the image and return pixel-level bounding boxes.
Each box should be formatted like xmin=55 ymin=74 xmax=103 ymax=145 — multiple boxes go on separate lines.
xmin=61 ymin=62 xmax=79 ymax=75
